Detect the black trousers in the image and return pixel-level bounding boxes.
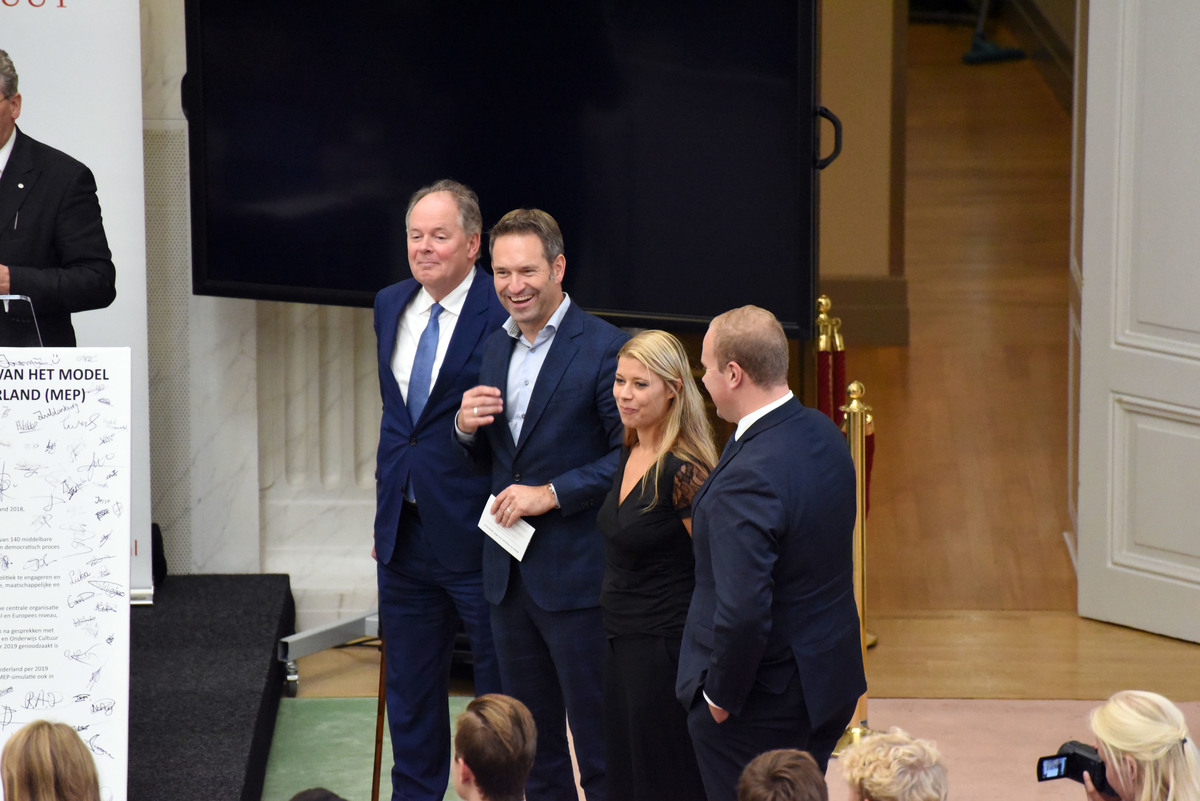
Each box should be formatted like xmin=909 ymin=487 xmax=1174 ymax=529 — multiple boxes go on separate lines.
xmin=686 ymin=669 xmax=856 ymax=801
xmin=603 ymin=634 xmax=705 ymax=801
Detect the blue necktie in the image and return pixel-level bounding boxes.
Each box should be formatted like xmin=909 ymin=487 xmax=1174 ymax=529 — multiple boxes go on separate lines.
xmin=407 ymin=302 xmax=443 ymax=424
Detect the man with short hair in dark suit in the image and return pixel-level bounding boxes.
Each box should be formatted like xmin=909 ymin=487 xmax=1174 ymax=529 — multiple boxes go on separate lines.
xmin=373 ymin=179 xmax=507 ymax=801
xmin=678 ymin=305 xmax=866 ymax=801
xmin=0 ymin=47 xmax=116 ymax=347
xmin=457 ymin=208 xmax=628 ymax=801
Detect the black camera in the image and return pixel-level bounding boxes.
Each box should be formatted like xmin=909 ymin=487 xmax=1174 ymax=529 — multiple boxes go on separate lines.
xmin=1036 ymin=741 xmax=1113 ymax=795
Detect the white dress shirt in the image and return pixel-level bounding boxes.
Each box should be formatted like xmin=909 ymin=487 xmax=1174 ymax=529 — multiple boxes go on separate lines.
xmin=0 ymin=127 xmax=15 ymax=179
xmin=390 ymin=267 xmax=475 ymax=405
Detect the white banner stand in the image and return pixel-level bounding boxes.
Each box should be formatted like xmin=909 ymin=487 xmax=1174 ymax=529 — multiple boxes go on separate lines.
xmin=0 ymin=348 xmax=131 ymax=801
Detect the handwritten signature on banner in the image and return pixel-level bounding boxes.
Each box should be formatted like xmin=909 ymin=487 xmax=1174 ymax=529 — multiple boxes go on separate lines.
xmin=0 ymin=350 xmax=129 ymax=774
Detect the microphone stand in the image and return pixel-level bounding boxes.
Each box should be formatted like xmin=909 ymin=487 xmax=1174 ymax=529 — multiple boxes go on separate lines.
xmin=0 ymin=294 xmax=45 ymax=347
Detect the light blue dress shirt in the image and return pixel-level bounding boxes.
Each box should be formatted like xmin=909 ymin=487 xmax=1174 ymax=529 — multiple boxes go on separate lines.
xmin=503 ymin=294 xmax=573 ymax=442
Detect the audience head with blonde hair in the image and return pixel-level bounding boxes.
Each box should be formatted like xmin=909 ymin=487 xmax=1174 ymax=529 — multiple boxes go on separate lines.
xmin=452 ymin=694 xmax=537 ymax=801
xmin=737 ymin=749 xmax=828 ymax=801
xmin=1 ymin=719 xmax=101 ymax=801
xmin=1089 ymin=690 xmax=1199 ymax=801
xmin=840 ymin=727 xmax=947 ymax=801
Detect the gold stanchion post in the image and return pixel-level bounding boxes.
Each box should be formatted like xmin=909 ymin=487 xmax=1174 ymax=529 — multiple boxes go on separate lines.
xmin=816 ymin=295 xmax=833 ymax=352
xmin=835 ymin=381 xmax=876 ymax=754
xmin=816 ymin=296 xmax=834 ymax=419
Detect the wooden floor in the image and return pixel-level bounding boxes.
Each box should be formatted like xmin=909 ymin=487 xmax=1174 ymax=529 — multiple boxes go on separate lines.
xmin=853 ymin=22 xmax=1200 ymax=700
xmin=858 ymin=21 xmax=1076 ymax=614
xmin=293 ymin=22 xmax=1200 ymax=703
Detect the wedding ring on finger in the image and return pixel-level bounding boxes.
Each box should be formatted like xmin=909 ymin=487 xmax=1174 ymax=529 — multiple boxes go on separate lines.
xmin=473 ymin=406 xmax=478 ymax=416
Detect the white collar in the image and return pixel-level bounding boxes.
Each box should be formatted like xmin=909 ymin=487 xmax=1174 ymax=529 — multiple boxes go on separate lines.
xmin=734 ymin=391 xmax=794 ymax=441
xmin=504 ymin=293 xmax=572 ymax=343
xmin=416 ymin=266 xmax=475 ymax=316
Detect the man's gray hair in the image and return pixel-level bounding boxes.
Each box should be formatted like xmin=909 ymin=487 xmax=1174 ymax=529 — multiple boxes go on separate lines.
xmin=405 ymin=179 xmax=483 ymax=237
xmin=0 ymin=49 xmax=18 ymax=98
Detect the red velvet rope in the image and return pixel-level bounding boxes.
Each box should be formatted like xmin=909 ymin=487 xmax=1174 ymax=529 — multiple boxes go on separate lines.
xmin=864 ymin=429 xmax=875 ymax=517
xmin=832 ymin=350 xmax=847 ymax=427
xmin=817 ymin=350 xmax=833 ymax=421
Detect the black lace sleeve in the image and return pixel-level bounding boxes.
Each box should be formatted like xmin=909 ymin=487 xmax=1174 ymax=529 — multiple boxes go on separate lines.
xmin=671 ymin=460 xmax=709 ymax=517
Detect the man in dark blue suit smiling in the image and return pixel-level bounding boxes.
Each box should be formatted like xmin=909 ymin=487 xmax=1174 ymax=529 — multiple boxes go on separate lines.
xmin=457 ymin=208 xmax=627 ymax=801
xmin=677 ymin=305 xmax=866 ymax=801
xmin=373 ymin=179 xmax=507 ymax=801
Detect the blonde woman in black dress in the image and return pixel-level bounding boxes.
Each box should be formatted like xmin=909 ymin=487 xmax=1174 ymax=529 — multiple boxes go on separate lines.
xmin=597 ymin=329 xmax=717 ymax=801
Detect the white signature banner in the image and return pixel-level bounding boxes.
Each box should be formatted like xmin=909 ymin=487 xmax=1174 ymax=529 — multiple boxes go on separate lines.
xmin=0 ymin=348 xmax=131 ymax=801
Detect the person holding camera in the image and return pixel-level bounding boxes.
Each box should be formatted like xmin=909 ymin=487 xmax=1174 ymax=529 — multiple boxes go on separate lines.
xmin=1086 ymin=690 xmax=1199 ymax=801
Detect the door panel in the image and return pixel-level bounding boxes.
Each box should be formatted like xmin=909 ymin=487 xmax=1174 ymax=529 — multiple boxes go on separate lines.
xmin=1077 ymin=1 xmax=1200 ymax=642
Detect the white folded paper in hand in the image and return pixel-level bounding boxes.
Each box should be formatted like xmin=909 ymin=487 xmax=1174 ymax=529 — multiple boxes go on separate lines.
xmin=478 ymin=495 xmax=536 ymax=561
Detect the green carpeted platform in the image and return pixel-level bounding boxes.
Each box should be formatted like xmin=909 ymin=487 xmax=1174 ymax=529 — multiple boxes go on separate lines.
xmin=262 ymin=696 xmax=471 ymax=801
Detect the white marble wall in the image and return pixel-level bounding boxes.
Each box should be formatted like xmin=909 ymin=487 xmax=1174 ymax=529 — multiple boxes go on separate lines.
xmin=257 ymin=303 xmax=380 ymax=628
xmin=141 ymin=0 xmax=377 ymax=628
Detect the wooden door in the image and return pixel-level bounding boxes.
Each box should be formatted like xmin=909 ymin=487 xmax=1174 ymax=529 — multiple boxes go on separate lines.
xmin=1077 ymin=2 xmax=1200 ymax=642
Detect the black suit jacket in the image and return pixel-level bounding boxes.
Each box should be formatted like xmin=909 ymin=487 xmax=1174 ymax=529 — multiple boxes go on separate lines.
xmin=0 ymin=128 xmax=116 ymax=347
xmin=677 ymin=397 xmax=866 ymax=726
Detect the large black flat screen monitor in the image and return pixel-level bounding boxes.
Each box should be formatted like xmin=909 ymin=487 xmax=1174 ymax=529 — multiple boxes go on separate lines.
xmin=183 ymin=1 xmax=819 ymax=336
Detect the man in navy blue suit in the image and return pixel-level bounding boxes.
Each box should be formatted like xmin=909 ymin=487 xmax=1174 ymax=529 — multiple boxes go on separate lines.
xmin=373 ymin=179 xmax=508 ymax=801
xmin=456 ymin=208 xmax=627 ymax=801
xmin=677 ymin=305 xmax=866 ymax=801
xmin=0 ymin=48 xmax=116 ymax=347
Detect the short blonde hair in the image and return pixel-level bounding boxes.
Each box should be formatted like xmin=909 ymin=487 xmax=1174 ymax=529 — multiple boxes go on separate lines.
xmin=1 ymin=720 xmax=101 ymax=801
xmin=840 ymin=728 xmax=947 ymax=801
xmin=1090 ymin=690 xmax=1199 ymax=801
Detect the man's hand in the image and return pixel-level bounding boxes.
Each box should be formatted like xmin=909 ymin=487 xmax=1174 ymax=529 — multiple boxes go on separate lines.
xmin=458 ymin=385 xmax=504 ymax=434
xmin=0 ymin=263 xmax=10 ymax=294
xmin=490 ymin=483 xmax=556 ymax=527
xmin=708 ymin=703 xmax=729 ymax=724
